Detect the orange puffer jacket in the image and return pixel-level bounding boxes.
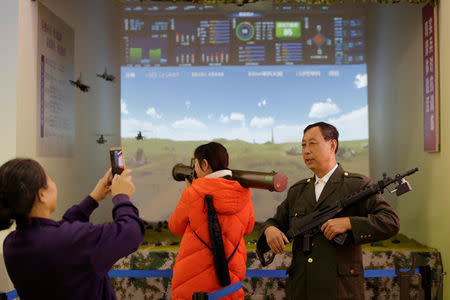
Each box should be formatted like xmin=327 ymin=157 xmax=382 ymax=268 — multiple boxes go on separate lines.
xmin=169 ymin=177 xmax=254 ymax=300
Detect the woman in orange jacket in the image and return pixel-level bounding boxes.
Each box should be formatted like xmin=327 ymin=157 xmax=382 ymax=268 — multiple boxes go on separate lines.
xmin=169 ymin=142 xmax=255 ymax=300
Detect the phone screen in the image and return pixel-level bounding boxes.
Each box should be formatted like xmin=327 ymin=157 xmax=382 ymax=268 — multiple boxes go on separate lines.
xmin=110 ymin=147 xmax=125 ymax=177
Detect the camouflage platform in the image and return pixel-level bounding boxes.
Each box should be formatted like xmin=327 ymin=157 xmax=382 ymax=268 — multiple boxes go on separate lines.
xmin=111 ymin=241 xmax=444 ymax=299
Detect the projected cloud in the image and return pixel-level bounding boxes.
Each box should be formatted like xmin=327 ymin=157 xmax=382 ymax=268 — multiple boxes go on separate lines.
xmin=230 ymin=113 xmax=245 ymax=122
xmin=121 ymin=101 xmax=129 ymax=115
xmin=355 ymin=73 xmax=368 ymax=89
xmin=308 ymin=98 xmax=340 ymax=119
xmin=328 ymin=106 xmax=368 ymax=141
xmin=172 ymin=117 xmax=206 ymax=129
xmin=258 ymin=99 xmax=267 ymax=107
xmin=146 ymin=107 xmax=162 ymax=119
xmin=219 ymin=114 xmax=229 ymax=123
xmin=250 ymin=116 xmax=275 ymax=128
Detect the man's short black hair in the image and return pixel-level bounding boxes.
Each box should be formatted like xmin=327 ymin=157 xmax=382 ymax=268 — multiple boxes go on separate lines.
xmin=304 ymin=122 xmax=339 ymax=153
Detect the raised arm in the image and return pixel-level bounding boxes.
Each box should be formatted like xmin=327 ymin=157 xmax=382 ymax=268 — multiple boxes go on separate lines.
xmin=88 ymin=194 xmax=145 ymax=273
xmin=88 ymin=169 xmax=145 ymax=273
xmin=62 ymin=196 xmax=99 ymax=223
xmin=63 ymin=169 xmax=112 ymax=223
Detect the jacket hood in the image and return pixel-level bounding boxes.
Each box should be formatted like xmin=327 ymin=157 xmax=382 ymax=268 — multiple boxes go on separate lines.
xmin=189 ymin=177 xmax=250 ymax=215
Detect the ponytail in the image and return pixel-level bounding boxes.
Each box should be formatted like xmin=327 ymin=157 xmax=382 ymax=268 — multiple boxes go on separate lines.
xmin=194 ymin=142 xmax=229 ymax=172
xmin=0 ymin=190 xmax=13 ymax=230
xmin=0 ymin=159 xmax=47 ymax=230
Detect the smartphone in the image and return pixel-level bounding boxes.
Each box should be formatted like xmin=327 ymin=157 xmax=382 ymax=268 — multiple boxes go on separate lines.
xmin=109 ymin=146 xmax=125 ymax=177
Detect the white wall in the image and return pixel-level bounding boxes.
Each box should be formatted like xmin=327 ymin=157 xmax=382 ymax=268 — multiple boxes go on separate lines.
xmin=0 ymin=0 xmax=19 ymax=165
xmin=368 ymin=2 xmax=450 ymax=297
xmin=0 ymin=1 xmax=19 ymax=293
xmin=15 ymin=0 xmax=121 ymax=224
xmin=0 ymin=0 xmax=121 ymax=292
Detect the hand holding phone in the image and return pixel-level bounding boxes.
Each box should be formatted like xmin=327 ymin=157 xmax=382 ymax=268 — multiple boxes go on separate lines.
xmin=110 ymin=147 xmax=125 ymax=177
xmin=111 ymin=169 xmax=135 ymax=197
xmin=89 ymin=169 xmax=112 ymax=202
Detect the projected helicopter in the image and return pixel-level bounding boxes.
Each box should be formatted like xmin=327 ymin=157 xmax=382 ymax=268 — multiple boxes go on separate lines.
xmin=136 ymin=131 xmax=144 ymax=140
xmin=136 ymin=130 xmax=152 ymax=141
xmin=69 ymin=74 xmax=90 ymax=92
xmin=96 ymin=68 xmax=115 ymax=82
xmin=95 ymin=133 xmax=114 ymax=144
xmin=96 ymin=134 xmax=107 ymax=144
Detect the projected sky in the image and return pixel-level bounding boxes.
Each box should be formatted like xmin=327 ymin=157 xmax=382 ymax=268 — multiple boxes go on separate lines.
xmin=121 ymin=64 xmax=367 ymax=143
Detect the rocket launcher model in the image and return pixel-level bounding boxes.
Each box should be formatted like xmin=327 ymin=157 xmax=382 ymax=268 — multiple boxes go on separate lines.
xmin=171 ymin=163 xmax=288 ymax=192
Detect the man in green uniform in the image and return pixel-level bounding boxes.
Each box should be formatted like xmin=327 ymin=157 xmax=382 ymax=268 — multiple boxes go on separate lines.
xmin=260 ymin=122 xmax=400 ymax=300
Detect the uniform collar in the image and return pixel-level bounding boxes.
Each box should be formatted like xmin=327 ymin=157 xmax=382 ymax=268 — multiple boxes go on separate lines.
xmin=315 ymin=163 xmax=338 ymax=185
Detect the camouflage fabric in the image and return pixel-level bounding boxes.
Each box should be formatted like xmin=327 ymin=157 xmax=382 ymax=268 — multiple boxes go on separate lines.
xmin=111 ymin=250 xmax=443 ymax=300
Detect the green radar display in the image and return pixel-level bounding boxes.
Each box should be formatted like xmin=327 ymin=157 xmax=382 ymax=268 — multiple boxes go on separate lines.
xmin=236 ymin=22 xmax=255 ymax=42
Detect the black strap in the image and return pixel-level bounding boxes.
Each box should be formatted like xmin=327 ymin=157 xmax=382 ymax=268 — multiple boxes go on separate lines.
xmin=193 ymin=194 xmax=248 ymax=286
xmin=194 ymin=230 xmax=241 ymax=263
xmin=227 ymin=239 xmax=240 ymax=263
xmin=193 ymin=230 xmax=212 ymax=251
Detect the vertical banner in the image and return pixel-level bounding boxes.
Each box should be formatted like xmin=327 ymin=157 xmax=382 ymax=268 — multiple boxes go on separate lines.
xmin=422 ymin=4 xmax=440 ymax=152
xmin=37 ymin=3 xmax=74 ymax=157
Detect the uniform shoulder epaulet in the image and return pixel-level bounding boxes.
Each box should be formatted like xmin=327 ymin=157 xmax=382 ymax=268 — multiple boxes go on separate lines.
xmin=289 ymin=177 xmax=314 ymax=190
xmin=342 ymin=171 xmax=365 ymax=180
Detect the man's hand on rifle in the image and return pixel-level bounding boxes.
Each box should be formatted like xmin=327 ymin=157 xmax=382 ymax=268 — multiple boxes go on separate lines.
xmin=321 ymin=217 xmax=352 ymax=240
xmin=265 ymin=226 xmax=290 ymax=254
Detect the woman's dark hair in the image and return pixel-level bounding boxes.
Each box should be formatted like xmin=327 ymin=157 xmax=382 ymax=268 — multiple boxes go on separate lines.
xmin=304 ymin=122 xmax=340 ymax=153
xmin=194 ymin=142 xmax=229 ymax=172
xmin=0 ymin=158 xmax=47 ymax=230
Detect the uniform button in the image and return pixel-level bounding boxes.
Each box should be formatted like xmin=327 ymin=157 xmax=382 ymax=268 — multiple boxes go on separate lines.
xmin=308 ymin=258 xmax=313 ymax=263
xmin=344 ymin=172 xmax=349 ymax=176
xmin=311 ymin=242 xmax=315 ymax=247
xmin=350 ymin=269 xmax=355 ymax=275
xmin=307 ymin=178 xmax=311 ymax=182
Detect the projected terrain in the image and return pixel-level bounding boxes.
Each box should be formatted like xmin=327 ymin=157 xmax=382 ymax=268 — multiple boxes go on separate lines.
xmin=122 ymin=138 xmax=368 ymax=222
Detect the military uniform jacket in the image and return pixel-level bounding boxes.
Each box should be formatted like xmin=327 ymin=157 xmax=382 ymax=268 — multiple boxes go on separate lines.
xmin=261 ymin=164 xmax=400 ymax=300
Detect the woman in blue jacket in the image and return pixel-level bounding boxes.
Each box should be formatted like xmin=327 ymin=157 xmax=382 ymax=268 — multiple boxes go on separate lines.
xmin=0 ymin=158 xmax=144 ymax=300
